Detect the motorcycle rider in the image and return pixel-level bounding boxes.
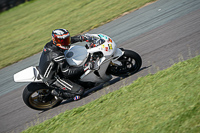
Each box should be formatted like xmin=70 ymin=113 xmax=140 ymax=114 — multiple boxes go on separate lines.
xmin=37 ymin=28 xmax=91 ymax=101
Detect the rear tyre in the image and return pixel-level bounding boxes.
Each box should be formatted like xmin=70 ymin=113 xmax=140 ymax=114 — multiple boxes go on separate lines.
xmin=23 ymin=83 xmax=62 ymax=110
xmin=108 ymin=49 xmax=142 ymax=76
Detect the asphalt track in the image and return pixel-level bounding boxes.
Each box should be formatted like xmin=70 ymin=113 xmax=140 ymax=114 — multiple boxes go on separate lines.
xmin=0 ymin=0 xmax=200 ymax=132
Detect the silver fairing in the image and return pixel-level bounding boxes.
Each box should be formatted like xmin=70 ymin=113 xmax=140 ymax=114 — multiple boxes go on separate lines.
xmin=64 ymin=45 xmax=88 ymax=66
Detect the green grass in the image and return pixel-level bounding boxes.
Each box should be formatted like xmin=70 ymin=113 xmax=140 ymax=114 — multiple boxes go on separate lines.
xmin=0 ymin=0 xmax=156 ymax=69
xmin=22 ymin=55 xmax=200 ymax=133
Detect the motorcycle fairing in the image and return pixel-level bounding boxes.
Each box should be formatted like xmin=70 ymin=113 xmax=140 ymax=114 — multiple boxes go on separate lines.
xmin=111 ymin=48 xmax=124 ymax=66
xmin=14 ymin=66 xmax=42 ymax=82
xmin=80 ymin=57 xmax=112 ymax=83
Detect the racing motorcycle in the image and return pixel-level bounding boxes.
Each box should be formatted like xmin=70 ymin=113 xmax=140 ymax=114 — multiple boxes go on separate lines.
xmin=14 ymin=33 xmax=142 ymax=110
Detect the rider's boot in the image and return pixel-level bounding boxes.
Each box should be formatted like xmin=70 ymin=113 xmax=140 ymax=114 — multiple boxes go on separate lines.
xmin=52 ymin=77 xmax=85 ymax=100
xmin=73 ymin=95 xmax=81 ymax=101
xmin=51 ymin=89 xmax=82 ymax=100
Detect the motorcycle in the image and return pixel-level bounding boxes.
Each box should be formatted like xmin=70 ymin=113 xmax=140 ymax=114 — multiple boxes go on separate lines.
xmin=14 ymin=33 xmax=142 ymax=110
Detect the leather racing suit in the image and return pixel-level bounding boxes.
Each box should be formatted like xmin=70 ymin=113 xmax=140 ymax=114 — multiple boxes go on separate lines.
xmin=37 ymin=35 xmax=86 ymax=98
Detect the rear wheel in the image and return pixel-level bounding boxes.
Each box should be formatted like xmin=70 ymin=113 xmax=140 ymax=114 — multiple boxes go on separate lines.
xmin=108 ymin=49 xmax=142 ymax=76
xmin=23 ymin=83 xmax=62 ymax=110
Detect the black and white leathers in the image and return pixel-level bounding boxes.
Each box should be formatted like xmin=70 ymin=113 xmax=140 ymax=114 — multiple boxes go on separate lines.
xmin=38 ymin=36 xmax=85 ymax=87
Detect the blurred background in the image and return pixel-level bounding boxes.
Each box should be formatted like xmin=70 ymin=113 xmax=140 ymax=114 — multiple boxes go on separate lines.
xmin=0 ymin=0 xmax=31 ymax=13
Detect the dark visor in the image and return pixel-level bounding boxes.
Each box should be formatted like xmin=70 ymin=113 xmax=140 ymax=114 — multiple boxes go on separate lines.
xmin=55 ymin=37 xmax=71 ymax=46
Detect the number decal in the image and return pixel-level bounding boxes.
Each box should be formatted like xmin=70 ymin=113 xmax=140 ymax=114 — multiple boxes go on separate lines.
xmin=108 ymin=44 xmax=112 ymax=50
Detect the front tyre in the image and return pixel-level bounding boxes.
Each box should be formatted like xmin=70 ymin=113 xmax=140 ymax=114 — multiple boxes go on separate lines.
xmin=23 ymin=83 xmax=62 ymax=110
xmin=108 ymin=49 xmax=142 ymax=76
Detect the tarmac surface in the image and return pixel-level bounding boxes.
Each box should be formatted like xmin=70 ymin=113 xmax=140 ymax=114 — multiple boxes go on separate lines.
xmin=0 ymin=0 xmax=200 ymax=132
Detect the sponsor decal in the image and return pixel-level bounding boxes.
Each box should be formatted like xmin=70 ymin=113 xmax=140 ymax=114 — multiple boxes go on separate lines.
xmin=107 ymin=38 xmax=112 ymax=43
xmin=101 ymin=44 xmax=113 ymax=52
xmin=98 ymin=34 xmax=108 ymax=39
xmin=105 ymin=47 xmax=108 ymax=51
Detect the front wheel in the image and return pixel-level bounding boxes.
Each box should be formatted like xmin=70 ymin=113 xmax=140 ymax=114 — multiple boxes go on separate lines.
xmin=108 ymin=49 xmax=142 ymax=76
xmin=23 ymin=83 xmax=62 ymax=110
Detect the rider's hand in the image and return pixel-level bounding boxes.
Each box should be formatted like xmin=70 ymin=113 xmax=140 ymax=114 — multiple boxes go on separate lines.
xmin=82 ymin=35 xmax=93 ymax=42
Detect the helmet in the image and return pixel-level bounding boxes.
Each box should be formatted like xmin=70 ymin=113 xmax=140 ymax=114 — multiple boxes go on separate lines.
xmin=52 ymin=29 xmax=71 ymax=49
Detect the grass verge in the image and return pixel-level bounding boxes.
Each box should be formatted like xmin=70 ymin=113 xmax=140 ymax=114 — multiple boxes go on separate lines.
xmin=22 ymin=55 xmax=200 ymax=133
xmin=0 ymin=0 xmax=156 ymax=69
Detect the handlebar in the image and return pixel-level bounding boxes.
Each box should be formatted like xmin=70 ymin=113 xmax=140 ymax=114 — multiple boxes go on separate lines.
xmin=84 ymin=33 xmax=105 ymax=49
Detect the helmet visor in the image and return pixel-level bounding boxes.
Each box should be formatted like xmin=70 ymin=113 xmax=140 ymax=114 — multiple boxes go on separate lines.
xmin=55 ymin=36 xmax=71 ymax=46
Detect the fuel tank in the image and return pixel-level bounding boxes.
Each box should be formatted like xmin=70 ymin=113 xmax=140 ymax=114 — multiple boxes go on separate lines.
xmin=64 ymin=45 xmax=88 ymax=66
